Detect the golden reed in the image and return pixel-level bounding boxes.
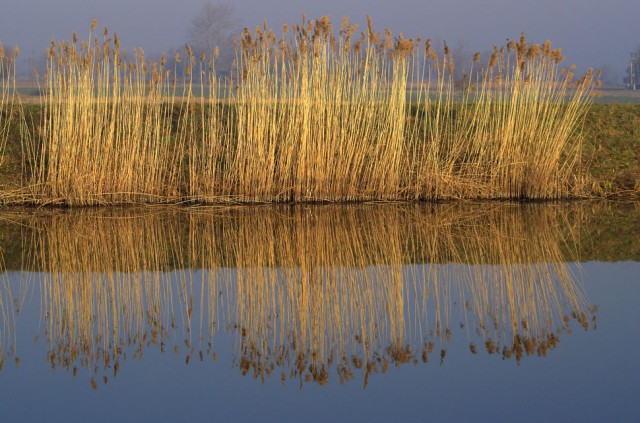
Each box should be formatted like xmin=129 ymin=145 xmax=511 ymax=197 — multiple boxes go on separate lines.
xmin=0 ymin=17 xmax=598 ymax=205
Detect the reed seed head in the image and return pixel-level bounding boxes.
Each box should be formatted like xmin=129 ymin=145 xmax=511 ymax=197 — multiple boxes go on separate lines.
xmin=382 ymin=29 xmax=392 ymax=49
xmin=354 ymin=38 xmax=362 ymax=53
xmin=47 ymin=38 xmax=56 ymax=59
xmin=542 ymin=40 xmax=552 ymax=57
xmin=489 ymin=46 xmax=498 ymax=68
xmin=577 ymin=67 xmax=594 ymax=87
xmin=428 ymin=48 xmax=438 ymax=62
xmin=527 ymin=44 xmax=541 ymax=60
xmin=366 ymin=15 xmax=379 ymax=44
xmin=518 ymin=32 xmax=527 ymax=53
xmin=551 ymin=48 xmax=564 ymax=64
xmin=315 ymin=15 xmax=332 ymax=40
xmin=341 ymin=16 xmax=349 ymax=33
xmin=394 ymin=33 xmax=415 ymax=58
xmin=91 ymin=19 xmax=97 ymax=32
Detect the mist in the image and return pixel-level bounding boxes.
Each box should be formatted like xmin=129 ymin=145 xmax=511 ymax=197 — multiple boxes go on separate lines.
xmin=1 ymin=0 xmax=638 ymax=80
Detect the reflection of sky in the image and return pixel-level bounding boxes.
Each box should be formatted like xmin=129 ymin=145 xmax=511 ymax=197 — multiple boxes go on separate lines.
xmin=0 ymin=262 xmax=638 ymax=422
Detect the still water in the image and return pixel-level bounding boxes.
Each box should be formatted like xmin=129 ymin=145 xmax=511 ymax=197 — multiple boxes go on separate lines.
xmin=0 ymin=202 xmax=638 ymax=422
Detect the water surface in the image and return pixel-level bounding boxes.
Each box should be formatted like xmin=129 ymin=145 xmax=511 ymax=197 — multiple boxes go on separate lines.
xmin=0 ymin=202 xmax=638 ymax=422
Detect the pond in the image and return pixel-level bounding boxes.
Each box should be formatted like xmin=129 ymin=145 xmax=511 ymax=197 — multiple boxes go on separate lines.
xmin=0 ymin=202 xmax=638 ymax=422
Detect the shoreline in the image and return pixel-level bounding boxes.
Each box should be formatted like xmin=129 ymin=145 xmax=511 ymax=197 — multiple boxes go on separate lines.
xmin=0 ymin=201 xmax=637 ymax=272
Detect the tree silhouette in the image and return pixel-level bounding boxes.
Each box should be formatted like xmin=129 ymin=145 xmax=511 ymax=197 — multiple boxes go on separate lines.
xmin=186 ymin=3 xmax=239 ymax=72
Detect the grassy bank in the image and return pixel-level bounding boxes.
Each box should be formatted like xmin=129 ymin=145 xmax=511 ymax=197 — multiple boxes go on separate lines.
xmin=0 ymin=18 xmax=613 ymax=204
xmin=582 ymin=104 xmax=640 ymax=196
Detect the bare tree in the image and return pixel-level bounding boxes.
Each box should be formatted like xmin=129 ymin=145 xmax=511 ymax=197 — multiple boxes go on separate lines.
xmin=186 ymin=3 xmax=239 ymax=72
xmin=449 ymin=39 xmax=471 ymax=86
xmin=598 ymin=63 xmax=621 ymax=87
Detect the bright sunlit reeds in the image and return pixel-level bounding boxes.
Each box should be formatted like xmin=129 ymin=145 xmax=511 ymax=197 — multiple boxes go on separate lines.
xmin=1 ymin=17 xmax=598 ymax=204
xmin=190 ymin=19 xmax=597 ymax=202
xmin=0 ymin=43 xmax=20 ymax=175
xmin=32 ymin=26 xmax=186 ymax=205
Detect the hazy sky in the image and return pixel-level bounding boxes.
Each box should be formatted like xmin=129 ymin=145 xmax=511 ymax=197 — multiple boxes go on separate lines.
xmin=1 ymin=0 xmax=638 ymax=80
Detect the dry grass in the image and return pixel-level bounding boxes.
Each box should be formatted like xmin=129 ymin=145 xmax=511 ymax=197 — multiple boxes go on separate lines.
xmin=2 ymin=204 xmax=593 ymax=383
xmin=0 ymin=17 xmax=598 ymax=205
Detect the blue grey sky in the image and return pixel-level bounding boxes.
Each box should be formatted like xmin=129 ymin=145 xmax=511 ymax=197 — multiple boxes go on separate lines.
xmin=1 ymin=0 xmax=637 ymax=80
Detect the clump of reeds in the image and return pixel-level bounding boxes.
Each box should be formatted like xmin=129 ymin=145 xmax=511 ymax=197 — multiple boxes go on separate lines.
xmin=31 ymin=22 xmax=189 ymax=205
xmin=188 ymin=18 xmax=598 ymax=202
xmin=442 ymin=35 xmax=599 ymax=199
xmin=191 ymin=16 xmax=418 ymax=201
xmin=8 ymin=17 xmax=598 ymax=204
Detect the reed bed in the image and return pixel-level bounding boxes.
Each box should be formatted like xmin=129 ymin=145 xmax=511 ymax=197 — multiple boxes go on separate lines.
xmin=0 ymin=42 xmax=19 ymax=173
xmin=1 ymin=204 xmax=594 ymax=384
xmin=32 ymin=22 xmax=185 ymax=204
xmin=1 ymin=17 xmax=598 ymax=205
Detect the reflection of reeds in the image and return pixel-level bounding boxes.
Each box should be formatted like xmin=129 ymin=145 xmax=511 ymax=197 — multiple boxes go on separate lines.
xmin=4 ymin=204 xmax=593 ymax=386
xmin=0 ymin=211 xmax=24 ymax=372
xmin=1 ymin=43 xmax=30 ymax=197
xmin=0 ymin=267 xmax=14 ymax=372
